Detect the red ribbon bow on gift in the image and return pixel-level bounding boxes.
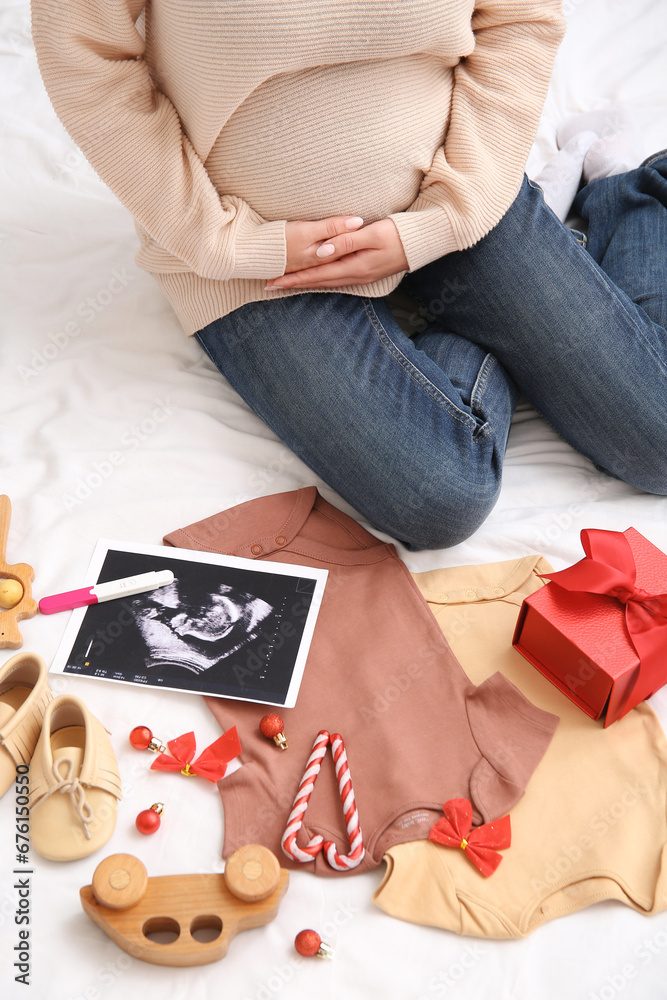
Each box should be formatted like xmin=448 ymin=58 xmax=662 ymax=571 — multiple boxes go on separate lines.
xmin=428 ymin=798 xmax=511 ymax=877
xmin=542 ymin=529 xmax=667 ymax=709
xmin=151 ymin=727 xmax=242 ymax=782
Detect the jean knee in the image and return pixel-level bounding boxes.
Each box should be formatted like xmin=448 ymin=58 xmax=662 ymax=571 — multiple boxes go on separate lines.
xmin=605 ymin=449 xmax=667 ymax=497
xmin=382 ymin=470 xmax=501 ymax=551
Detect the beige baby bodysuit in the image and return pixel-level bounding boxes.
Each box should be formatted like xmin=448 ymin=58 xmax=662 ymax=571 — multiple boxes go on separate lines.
xmin=373 ymin=556 xmax=667 ymax=936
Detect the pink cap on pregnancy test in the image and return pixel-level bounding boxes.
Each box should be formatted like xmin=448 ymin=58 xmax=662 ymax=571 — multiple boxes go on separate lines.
xmin=39 ymin=569 xmax=174 ymax=615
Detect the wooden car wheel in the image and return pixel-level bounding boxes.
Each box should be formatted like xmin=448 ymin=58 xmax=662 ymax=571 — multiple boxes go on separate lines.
xmin=92 ymin=854 xmax=148 ymax=910
xmin=224 ymin=844 xmax=281 ymax=902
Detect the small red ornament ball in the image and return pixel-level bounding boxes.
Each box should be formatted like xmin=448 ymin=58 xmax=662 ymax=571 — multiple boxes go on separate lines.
xmin=259 ymin=714 xmax=284 ymax=739
xmin=129 ymin=725 xmax=152 ymax=750
xmin=294 ymin=929 xmax=321 ymax=957
xmin=136 ymin=807 xmax=162 ymax=835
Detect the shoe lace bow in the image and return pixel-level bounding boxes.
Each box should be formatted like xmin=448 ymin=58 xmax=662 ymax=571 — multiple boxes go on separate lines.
xmin=41 ymin=757 xmax=94 ymax=839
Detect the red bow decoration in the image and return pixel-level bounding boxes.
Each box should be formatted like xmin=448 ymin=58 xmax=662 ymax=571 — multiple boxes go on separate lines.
xmin=541 ymin=529 xmax=667 ymax=708
xmin=428 ymin=798 xmax=511 ymax=877
xmin=151 ymin=727 xmax=242 ymax=782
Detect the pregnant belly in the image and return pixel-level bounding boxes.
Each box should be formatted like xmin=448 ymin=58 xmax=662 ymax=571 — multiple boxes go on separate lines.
xmin=205 ymin=54 xmax=454 ymax=223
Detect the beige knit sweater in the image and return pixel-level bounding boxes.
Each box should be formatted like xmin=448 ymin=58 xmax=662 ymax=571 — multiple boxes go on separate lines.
xmin=31 ymin=1 xmax=565 ymax=334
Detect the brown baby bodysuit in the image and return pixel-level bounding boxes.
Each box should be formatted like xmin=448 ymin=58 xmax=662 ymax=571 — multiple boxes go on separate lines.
xmin=373 ymin=557 xmax=667 ymax=933
xmin=164 ymin=487 xmax=558 ymax=876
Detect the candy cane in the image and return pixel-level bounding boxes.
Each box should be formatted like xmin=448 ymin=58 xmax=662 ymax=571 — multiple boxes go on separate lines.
xmin=280 ymin=730 xmax=365 ymax=871
xmin=323 ymin=733 xmax=365 ymax=871
xmin=281 ymin=729 xmax=329 ymax=863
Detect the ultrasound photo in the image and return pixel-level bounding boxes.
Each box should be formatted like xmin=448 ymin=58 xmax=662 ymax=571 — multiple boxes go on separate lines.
xmin=51 ymin=540 xmax=328 ymax=707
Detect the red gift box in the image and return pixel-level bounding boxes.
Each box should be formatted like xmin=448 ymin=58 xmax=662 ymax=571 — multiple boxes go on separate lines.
xmin=513 ymin=527 xmax=667 ymax=726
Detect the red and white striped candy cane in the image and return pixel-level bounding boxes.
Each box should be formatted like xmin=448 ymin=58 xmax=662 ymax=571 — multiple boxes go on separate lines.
xmin=281 ymin=729 xmax=329 ymax=863
xmin=323 ymin=732 xmax=365 ymax=871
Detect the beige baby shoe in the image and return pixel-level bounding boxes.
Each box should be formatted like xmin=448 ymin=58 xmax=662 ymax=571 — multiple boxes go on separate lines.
xmin=29 ymin=695 xmax=122 ymax=861
xmin=0 ymin=651 xmax=53 ymax=797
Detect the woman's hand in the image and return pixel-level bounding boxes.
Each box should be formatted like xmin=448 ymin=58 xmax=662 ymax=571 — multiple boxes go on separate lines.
xmin=267 ymin=218 xmax=409 ymax=290
xmin=282 ymin=215 xmax=365 ymax=274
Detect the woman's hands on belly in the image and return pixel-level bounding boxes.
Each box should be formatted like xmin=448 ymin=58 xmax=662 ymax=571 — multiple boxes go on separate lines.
xmin=265 ymin=217 xmax=409 ymax=291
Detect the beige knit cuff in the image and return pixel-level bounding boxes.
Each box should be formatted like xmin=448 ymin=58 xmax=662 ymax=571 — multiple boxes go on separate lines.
xmin=389 ymin=198 xmax=460 ymax=273
xmin=232 ymin=210 xmax=288 ymax=280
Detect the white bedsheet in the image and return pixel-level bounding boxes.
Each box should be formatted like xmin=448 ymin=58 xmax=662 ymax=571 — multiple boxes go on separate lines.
xmin=2 ymin=1 xmax=667 ymax=997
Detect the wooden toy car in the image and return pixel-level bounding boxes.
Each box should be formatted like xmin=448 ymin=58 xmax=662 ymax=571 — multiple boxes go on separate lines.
xmin=80 ymin=844 xmax=289 ymax=967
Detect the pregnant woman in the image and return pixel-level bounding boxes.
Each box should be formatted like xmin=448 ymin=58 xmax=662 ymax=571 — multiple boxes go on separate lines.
xmin=31 ymin=1 xmax=667 ymax=549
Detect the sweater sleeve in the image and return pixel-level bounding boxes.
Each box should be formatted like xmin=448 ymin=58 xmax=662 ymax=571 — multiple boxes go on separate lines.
xmin=30 ymin=0 xmax=287 ymax=281
xmin=389 ymin=0 xmax=566 ymax=272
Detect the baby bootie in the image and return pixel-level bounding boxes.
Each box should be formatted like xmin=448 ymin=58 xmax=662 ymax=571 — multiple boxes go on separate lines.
xmin=0 ymin=652 xmax=53 ymax=797
xmin=29 ymin=695 xmax=122 ymax=861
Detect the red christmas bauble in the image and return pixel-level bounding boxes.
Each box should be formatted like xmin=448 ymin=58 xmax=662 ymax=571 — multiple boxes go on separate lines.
xmin=129 ymin=725 xmax=152 ymax=750
xmin=259 ymin=714 xmax=284 ymax=739
xmin=294 ymin=929 xmax=321 ymax=957
xmin=136 ymin=806 xmax=162 ymax=834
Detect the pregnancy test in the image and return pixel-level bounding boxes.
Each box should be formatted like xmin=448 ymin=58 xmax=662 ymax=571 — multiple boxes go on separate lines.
xmin=39 ymin=569 xmax=175 ymax=615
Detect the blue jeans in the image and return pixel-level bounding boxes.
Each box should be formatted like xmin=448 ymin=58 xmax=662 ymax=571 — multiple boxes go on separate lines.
xmin=196 ymin=153 xmax=667 ymax=550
